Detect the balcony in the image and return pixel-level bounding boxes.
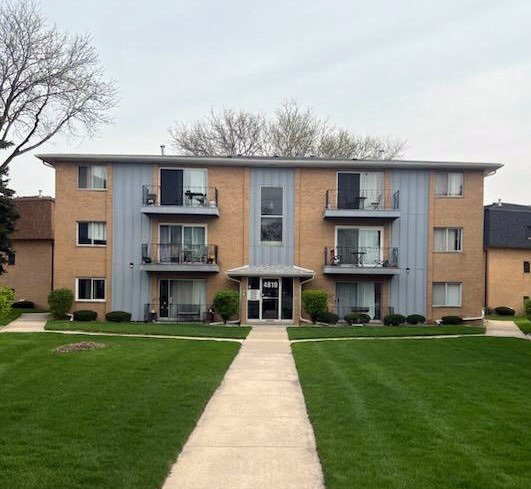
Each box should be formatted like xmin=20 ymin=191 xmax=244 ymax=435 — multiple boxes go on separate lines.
xmin=144 ymin=303 xmax=209 ymax=322
xmin=323 ymin=246 xmax=400 ymax=275
xmin=139 ymin=243 xmax=219 ymax=273
xmin=140 ymin=185 xmax=219 ymax=217
xmin=324 ymin=189 xmax=400 ymax=219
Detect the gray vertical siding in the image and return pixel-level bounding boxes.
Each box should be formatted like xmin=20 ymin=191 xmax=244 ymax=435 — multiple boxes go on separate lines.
xmin=112 ymin=163 xmax=152 ymax=320
xmin=390 ymin=170 xmax=429 ymax=316
xmin=249 ymin=168 xmax=295 ymax=266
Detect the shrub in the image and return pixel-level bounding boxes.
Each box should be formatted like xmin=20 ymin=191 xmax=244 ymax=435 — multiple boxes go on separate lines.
xmin=302 ymin=289 xmax=328 ymax=323
xmin=494 ymin=306 xmax=515 ymax=316
xmin=0 ymin=286 xmax=14 ymax=317
xmin=406 ymin=314 xmax=426 ymax=325
xmin=525 ymin=298 xmax=531 ymax=319
xmin=384 ymin=314 xmax=406 ymax=326
xmin=441 ymin=315 xmax=463 ymax=325
xmin=316 ymin=310 xmax=339 ymax=324
xmin=73 ymin=310 xmax=97 ymax=321
xmin=48 ymin=288 xmax=74 ymax=319
xmin=344 ymin=312 xmax=370 ymax=325
xmin=12 ymin=300 xmax=34 ymax=309
xmin=105 ymin=311 xmax=132 ymax=323
xmin=213 ymin=290 xmax=239 ymax=324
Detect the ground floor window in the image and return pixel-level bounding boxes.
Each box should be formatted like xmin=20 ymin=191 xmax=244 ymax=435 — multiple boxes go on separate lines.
xmin=335 ymin=282 xmax=381 ymax=319
xmin=159 ymin=279 xmax=206 ymax=321
xmin=432 ymin=282 xmax=462 ymax=307
xmin=76 ymin=278 xmax=105 ymax=301
xmin=247 ymin=277 xmax=293 ymax=321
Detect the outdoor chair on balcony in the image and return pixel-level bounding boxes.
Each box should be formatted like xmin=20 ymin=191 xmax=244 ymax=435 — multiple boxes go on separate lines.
xmin=145 ymin=193 xmax=157 ymax=205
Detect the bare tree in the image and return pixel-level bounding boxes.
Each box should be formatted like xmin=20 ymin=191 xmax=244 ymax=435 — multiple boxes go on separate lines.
xmin=170 ymin=99 xmax=405 ymax=159
xmin=0 ymin=1 xmax=117 ymax=170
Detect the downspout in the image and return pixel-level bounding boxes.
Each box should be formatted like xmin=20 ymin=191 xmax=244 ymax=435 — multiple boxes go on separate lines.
xmin=299 ymin=275 xmax=315 ymax=324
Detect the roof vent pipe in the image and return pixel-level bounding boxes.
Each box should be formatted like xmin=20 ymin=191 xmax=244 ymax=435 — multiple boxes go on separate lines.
xmin=497 ymin=199 xmax=502 ymax=206
xmin=160 ymin=145 xmax=166 ymax=156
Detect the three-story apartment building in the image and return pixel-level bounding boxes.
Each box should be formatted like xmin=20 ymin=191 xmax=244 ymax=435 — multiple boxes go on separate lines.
xmin=38 ymin=154 xmax=501 ymax=324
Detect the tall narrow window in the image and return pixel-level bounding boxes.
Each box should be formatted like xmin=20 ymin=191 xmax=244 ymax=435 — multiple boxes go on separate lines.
xmin=260 ymin=187 xmax=283 ymax=243
xmin=435 ymin=172 xmax=463 ymax=196
xmin=434 ymin=228 xmax=463 ymax=252
xmin=77 ymin=222 xmax=107 ymax=246
xmin=78 ymin=165 xmax=107 ymax=189
xmin=524 ymin=261 xmax=530 ymax=274
xmin=76 ymin=278 xmax=105 ymax=301
xmin=432 ymin=283 xmax=462 ymax=307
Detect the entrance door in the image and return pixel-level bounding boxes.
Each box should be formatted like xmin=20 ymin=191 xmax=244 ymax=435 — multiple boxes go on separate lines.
xmin=160 ymin=169 xmax=183 ymax=205
xmin=261 ymin=278 xmax=280 ymax=320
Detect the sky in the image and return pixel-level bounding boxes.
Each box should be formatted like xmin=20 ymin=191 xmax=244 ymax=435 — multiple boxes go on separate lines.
xmin=8 ymin=0 xmax=531 ymax=205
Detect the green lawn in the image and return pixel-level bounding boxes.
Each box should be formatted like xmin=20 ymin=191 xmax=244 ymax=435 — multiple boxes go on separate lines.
xmin=487 ymin=314 xmax=528 ymax=322
xmin=287 ymin=324 xmax=485 ymax=340
xmin=0 ymin=333 xmax=239 ymax=489
xmin=293 ymin=337 xmax=531 ymax=489
xmin=515 ymin=317 xmax=531 ymax=334
xmin=0 ymin=308 xmax=24 ymax=326
xmin=45 ymin=320 xmax=251 ymax=339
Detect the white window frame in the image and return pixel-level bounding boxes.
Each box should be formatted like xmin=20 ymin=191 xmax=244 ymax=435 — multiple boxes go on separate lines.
xmin=432 ymin=282 xmax=462 ymax=307
xmin=76 ymin=221 xmax=107 ymax=247
xmin=433 ymin=227 xmax=463 ymax=252
xmin=75 ymin=278 xmax=106 ymax=302
xmin=260 ymin=186 xmax=284 ymax=246
xmin=77 ymin=165 xmax=107 ymax=190
xmin=158 ymin=223 xmax=208 ymax=245
xmin=334 ymin=225 xmax=384 ymax=266
xmin=435 ymin=172 xmax=464 ymax=197
xmin=158 ymin=167 xmax=208 ymax=203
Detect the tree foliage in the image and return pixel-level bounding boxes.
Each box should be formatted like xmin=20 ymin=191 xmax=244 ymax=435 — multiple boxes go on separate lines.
xmin=213 ymin=289 xmax=240 ymax=324
xmin=301 ymin=289 xmax=329 ymax=323
xmin=0 ymin=1 xmax=117 ymax=169
xmin=170 ymin=99 xmax=405 ymax=159
xmin=0 ymin=167 xmax=18 ymax=274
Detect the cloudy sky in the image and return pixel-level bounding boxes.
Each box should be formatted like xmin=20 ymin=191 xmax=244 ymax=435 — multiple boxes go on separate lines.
xmin=9 ymin=0 xmax=531 ymax=205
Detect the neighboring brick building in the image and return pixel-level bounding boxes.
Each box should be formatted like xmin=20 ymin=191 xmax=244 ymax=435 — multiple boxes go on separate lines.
xmin=37 ymin=153 xmax=501 ymax=323
xmin=0 ymin=196 xmax=54 ymax=308
xmin=484 ymin=202 xmax=531 ymax=314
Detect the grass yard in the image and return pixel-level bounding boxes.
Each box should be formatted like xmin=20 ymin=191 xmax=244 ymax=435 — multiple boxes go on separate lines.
xmin=293 ymin=337 xmax=531 ymax=489
xmin=0 ymin=333 xmax=239 ymax=489
xmin=487 ymin=314 xmax=528 ymax=322
xmin=0 ymin=308 xmax=24 ymax=326
xmin=45 ymin=320 xmax=251 ymax=339
xmin=515 ymin=317 xmax=531 ymax=334
xmin=287 ymin=324 xmax=485 ymax=340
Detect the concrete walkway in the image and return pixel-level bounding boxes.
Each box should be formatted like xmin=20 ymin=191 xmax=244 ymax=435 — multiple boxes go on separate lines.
xmin=485 ymin=319 xmax=527 ymax=339
xmin=162 ymin=326 xmax=325 ymax=489
xmin=0 ymin=312 xmax=48 ymax=332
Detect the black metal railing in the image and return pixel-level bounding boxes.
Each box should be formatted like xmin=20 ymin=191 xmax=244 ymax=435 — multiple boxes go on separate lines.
xmin=144 ymin=303 xmax=210 ymax=322
xmin=324 ymin=246 xmax=399 ymax=268
xmin=142 ymin=244 xmax=218 ymax=265
xmin=142 ymin=185 xmax=218 ymax=207
xmin=325 ymin=188 xmax=399 ymax=210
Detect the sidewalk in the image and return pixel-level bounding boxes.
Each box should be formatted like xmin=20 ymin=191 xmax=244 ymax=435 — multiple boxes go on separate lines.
xmin=0 ymin=313 xmax=48 ymax=332
xmin=162 ymin=326 xmax=325 ymax=489
xmin=485 ymin=319 xmax=527 ymax=339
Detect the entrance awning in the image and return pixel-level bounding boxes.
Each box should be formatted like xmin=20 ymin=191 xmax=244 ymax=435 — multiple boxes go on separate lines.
xmin=226 ymin=264 xmax=315 ymax=278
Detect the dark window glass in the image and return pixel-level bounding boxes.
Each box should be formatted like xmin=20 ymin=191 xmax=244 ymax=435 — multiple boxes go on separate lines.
xmin=7 ymin=252 xmax=15 ymax=265
xmin=248 ymin=301 xmax=259 ymax=319
xmin=77 ymin=279 xmax=91 ymax=300
xmin=78 ymin=166 xmax=88 ymax=188
xmin=524 ymin=261 xmax=530 ymax=274
xmin=527 ymin=226 xmax=531 ymax=240
xmin=261 ymin=187 xmax=283 ymax=215
xmin=374 ymin=283 xmax=382 ymax=320
xmin=261 ymin=217 xmax=282 ymax=242
xmin=78 ymin=222 xmax=90 ymax=244
xmin=281 ymin=277 xmax=293 ymax=320
xmin=248 ymin=277 xmax=260 ymax=290
xmin=93 ymin=279 xmax=105 ymax=300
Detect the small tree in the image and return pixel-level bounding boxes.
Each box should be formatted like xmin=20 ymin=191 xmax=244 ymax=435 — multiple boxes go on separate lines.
xmin=213 ymin=289 xmax=239 ymax=324
xmin=525 ymin=298 xmax=531 ymax=319
xmin=0 ymin=168 xmax=18 ymax=274
xmin=0 ymin=286 xmax=14 ymax=317
xmin=48 ymin=288 xmax=73 ymax=319
xmin=302 ymin=289 xmax=328 ymax=324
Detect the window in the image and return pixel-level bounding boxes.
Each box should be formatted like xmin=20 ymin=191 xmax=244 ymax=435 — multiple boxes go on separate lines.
xmin=159 ymin=224 xmax=206 ymax=262
xmin=337 ymin=172 xmax=384 ymax=210
xmin=78 ymin=165 xmax=107 ymax=189
xmin=432 ymin=283 xmax=462 ymax=307
xmin=7 ymin=252 xmax=15 ymax=265
xmin=76 ymin=278 xmax=105 ymax=301
xmin=435 ymin=172 xmax=463 ymax=197
xmin=260 ymin=187 xmax=283 ymax=243
xmin=434 ymin=228 xmax=463 ymax=252
xmin=524 ymin=261 xmax=530 ymax=274
xmin=77 ymin=222 xmax=107 ymax=246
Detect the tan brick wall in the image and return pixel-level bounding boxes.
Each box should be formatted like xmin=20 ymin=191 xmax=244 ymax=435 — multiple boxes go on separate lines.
xmin=0 ymin=240 xmax=53 ymax=308
xmin=428 ymin=170 xmax=485 ymax=320
xmin=486 ymin=248 xmax=531 ymax=314
xmin=53 ymin=162 xmax=113 ymax=319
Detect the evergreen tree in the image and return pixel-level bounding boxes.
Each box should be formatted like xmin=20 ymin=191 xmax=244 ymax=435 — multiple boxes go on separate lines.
xmin=0 ymin=168 xmax=18 ymax=274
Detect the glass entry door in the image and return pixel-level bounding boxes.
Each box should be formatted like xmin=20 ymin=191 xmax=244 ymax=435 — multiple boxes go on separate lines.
xmin=261 ymin=278 xmax=279 ymax=320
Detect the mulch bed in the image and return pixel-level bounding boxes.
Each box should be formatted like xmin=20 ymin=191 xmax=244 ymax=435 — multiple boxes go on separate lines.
xmin=54 ymin=341 xmax=106 ymax=353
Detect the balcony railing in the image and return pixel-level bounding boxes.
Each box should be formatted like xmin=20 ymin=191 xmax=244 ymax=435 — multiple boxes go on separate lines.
xmin=324 ymin=246 xmax=399 ymax=268
xmin=144 ymin=303 xmax=209 ymax=322
xmin=142 ymin=243 xmax=218 ymax=265
xmin=142 ymin=185 xmax=218 ymax=208
xmin=325 ymin=188 xmax=399 ymax=210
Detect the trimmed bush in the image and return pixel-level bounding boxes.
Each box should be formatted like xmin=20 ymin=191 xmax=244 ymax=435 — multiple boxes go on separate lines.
xmin=441 ymin=315 xmax=463 ymax=325
xmin=525 ymin=298 xmax=531 ymax=319
xmin=344 ymin=312 xmax=370 ymax=325
xmin=105 ymin=311 xmax=132 ymax=323
xmin=48 ymin=288 xmax=74 ymax=319
xmin=494 ymin=306 xmax=515 ymax=316
xmin=316 ymin=310 xmax=339 ymax=324
xmin=384 ymin=314 xmax=406 ymax=326
xmin=0 ymin=287 xmax=14 ymax=317
xmin=73 ymin=310 xmax=97 ymax=321
xmin=213 ymin=290 xmax=239 ymax=324
xmin=302 ymin=289 xmax=328 ymax=323
xmin=12 ymin=300 xmax=35 ymax=309
xmin=406 ymin=314 xmax=426 ymax=325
